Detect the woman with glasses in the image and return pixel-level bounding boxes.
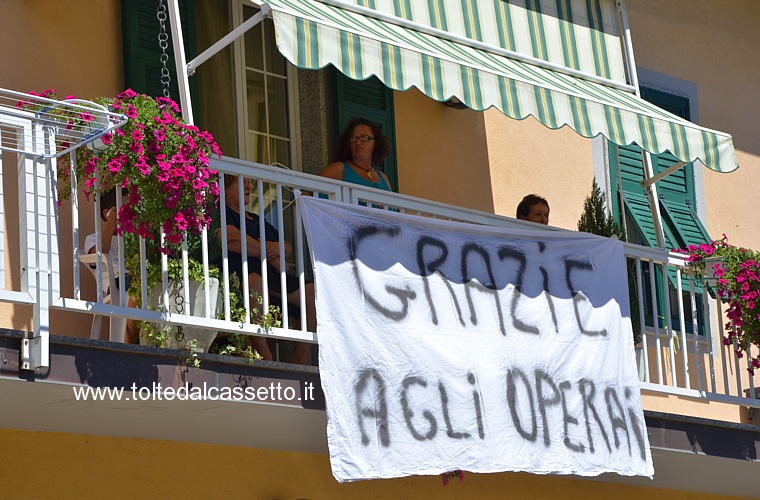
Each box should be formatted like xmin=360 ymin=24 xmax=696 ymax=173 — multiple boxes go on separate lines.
xmin=318 ymin=117 xmax=392 ymax=191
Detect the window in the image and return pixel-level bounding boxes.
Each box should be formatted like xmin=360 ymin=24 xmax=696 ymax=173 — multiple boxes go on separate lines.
xmin=235 ymin=2 xmax=301 ymax=168
xmin=334 ymin=72 xmax=398 ymax=191
xmin=608 ymin=87 xmax=710 ymax=334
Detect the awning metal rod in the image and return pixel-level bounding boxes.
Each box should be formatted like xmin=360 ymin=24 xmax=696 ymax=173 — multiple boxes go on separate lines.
xmin=616 ymin=0 xmax=665 ymax=248
xmin=640 ymin=161 xmax=688 ymax=188
xmin=187 ymin=5 xmax=271 ymax=76
xmin=315 ymin=0 xmax=637 ymax=94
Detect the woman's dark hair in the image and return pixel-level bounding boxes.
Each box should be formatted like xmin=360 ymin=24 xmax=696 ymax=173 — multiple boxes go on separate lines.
xmin=333 ymin=117 xmax=390 ymax=165
xmin=516 ymin=194 xmax=549 ymax=219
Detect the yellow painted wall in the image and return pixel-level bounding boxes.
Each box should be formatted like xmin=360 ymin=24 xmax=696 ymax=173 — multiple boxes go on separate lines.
xmin=483 ymin=110 xmax=593 ymax=230
xmin=626 ymin=0 xmax=760 ymax=251
xmin=394 ymin=91 xmax=592 ymax=231
xmin=0 ymin=429 xmax=746 ymax=500
xmin=394 ymin=88 xmax=495 ymax=213
xmin=0 ymin=0 xmax=124 ymax=338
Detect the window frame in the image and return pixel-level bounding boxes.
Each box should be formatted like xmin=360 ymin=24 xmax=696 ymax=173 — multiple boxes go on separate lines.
xmin=231 ymin=0 xmax=302 ymax=170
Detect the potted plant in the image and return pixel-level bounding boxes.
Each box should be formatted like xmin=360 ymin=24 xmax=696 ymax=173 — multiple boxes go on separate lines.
xmin=681 ymin=236 xmax=760 ymax=374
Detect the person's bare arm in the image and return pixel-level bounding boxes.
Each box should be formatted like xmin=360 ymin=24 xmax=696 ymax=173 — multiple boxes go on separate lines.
xmin=89 ymin=207 xmax=118 ymax=254
xmin=219 ymin=225 xmax=292 ymax=270
xmin=318 ymin=162 xmax=344 ymax=180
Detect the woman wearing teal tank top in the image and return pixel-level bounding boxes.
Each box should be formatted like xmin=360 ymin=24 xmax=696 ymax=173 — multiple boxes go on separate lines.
xmin=318 ymin=117 xmax=392 ymax=191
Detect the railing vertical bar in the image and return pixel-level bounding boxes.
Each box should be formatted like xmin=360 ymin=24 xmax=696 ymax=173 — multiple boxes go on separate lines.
xmin=733 ymin=338 xmax=743 ymax=397
xmin=93 ymin=176 xmax=103 ymax=303
xmin=115 ymin=187 xmax=126 ymax=306
xmin=160 ymin=232 xmax=169 ymax=314
xmin=649 ymin=260 xmax=663 ymax=384
xmin=201 ymin=228 xmax=211 ymax=318
xmin=256 ymin=178 xmax=268 ymax=313
xmin=689 ymin=270 xmax=704 ymax=394
xmin=661 ymin=262 xmax=677 ymax=387
xmin=70 ymin=151 xmax=81 ymax=300
xmin=276 ymin=183 xmax=288 ymax=329
xmin=636 ymin=257 xmax=649 ymax=383
xmin=675 ymin=266 xmax=690 ymax=389
xmin=219 ymin=176 xmax=231 ymax=321
xmin=716 ymin=297 xmax=731 ymax=395
xmin=703 ymin=283 xmax=717 ymax=393
xmin=139 ymin=236 xmax=148 ymax=309
xmin=294 ymin=190 xmax=307 ymax=332
xmin=182 ymin=234 xmax=190 ymax=313
xmin=239 ymin=175 xmax=251 ymax=323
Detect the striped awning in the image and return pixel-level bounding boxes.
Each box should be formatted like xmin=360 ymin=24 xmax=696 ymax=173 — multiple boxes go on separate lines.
xmin=253 ymin=0 xmax=738 ymax=173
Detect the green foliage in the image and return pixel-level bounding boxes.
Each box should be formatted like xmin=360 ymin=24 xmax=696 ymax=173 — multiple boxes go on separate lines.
xmin=578 ymin=180 xmax=642 ymax=344
xmin=577 ymin=180 xmax=620 ymax=237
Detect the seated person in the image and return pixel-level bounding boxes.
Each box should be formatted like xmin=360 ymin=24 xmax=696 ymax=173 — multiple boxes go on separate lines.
xmin=84 ymin=189 xmax=139 ymax=343
xmin=214 ymin=174 xmax=316 ymax=364
xmin=516 ymin=194 xmax=550 ymax=225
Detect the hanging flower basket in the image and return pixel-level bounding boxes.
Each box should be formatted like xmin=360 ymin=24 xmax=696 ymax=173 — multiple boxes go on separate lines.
xmin=681 ymin=236 xmax=760 ymax=374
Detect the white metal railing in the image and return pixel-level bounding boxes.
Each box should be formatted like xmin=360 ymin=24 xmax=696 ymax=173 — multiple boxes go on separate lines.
xmin=0 ymin=88 xmax=124 ymax=369
xmin=1 ymin=143 xmax=759 ymax=408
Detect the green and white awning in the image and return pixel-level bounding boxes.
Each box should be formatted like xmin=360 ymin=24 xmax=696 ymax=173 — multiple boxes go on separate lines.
xmin=252 ymin=0 xmax=738 ymax=173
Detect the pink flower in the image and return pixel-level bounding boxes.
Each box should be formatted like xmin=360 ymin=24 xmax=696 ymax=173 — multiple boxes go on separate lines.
xmin=80 ymin=112 xmax=95 ymax=122
xmin=132 ymin=129 xmax=144 ymax=142
xmin=117 ymin=89 xmax=138 ymax=100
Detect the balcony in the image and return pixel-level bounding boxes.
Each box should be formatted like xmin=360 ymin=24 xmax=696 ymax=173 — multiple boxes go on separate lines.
xmin=1 ymin=95 xmax=758 ymax=495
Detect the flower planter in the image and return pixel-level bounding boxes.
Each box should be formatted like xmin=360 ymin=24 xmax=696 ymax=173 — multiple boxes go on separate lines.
xmin=140 ymin=277 xmax=220 ymax=353
xmin=702 ymin=256 xmax=725 ymax=286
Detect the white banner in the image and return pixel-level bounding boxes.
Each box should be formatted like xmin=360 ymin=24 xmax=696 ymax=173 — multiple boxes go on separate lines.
xmin=300 ymin=197 xmax=653 ymax=482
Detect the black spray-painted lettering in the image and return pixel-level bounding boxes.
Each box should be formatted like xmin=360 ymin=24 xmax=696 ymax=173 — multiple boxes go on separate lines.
xmin=578 ymin=378 xmax=611 ymax=453
xmin=625 ymin=388 xmax=648 ymax=460
xmin=535 ymin=369 xmax=561 ymax=446
xmin=355 ymin=368 xmax=390 ymax=447
xmin=400 ymin=376 xmax=437 ymax=441
xmin=497 ymin=246 xmax=538 ymax=335
xmin=439 ymin=383 xmax=470 ymax=439
xmin=468 ymin=372 xmax=485 ymax=439
xmin=559 ymin=381 xmax=585 ymax=452
xmin=605 ymin=387 xmax=631 ymax=455
xmin=565 ymin=259 xmax=608 ymax=337
xmin=417 ymin=236 xmax=465 ymax=326
xmin=353 ymin=368 xmax=646 ymax=463
xmin=507 ymin=368 xmax=538 ymax=442
xmin=349 ymin=223 xmax=416 ymax=320
xmin=462 ymin=243 xmax=506 ymax=335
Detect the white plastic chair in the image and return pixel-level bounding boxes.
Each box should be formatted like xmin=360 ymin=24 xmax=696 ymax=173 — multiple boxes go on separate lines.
xmin=79 ymin=252 xmax=127 ymax=343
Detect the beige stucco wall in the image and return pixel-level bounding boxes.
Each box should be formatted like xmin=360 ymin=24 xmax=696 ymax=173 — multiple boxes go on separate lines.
xmin=0 ymin=0 xmax=124 ymax=337
xmin=627 ymin=0 xmax=760 ymax=251
xmin=0 ymin=428 xmax=746 ymax=500
xmin=395 ymin=90 xmax=592 ymax=231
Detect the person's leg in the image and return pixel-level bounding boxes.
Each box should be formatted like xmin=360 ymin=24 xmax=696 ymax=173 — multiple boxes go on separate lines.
xmin=125 ymin=297 xmax=139 ymax=344
xmin=287 ymin=282 xmax=316 ymax=365
xmin=248 ymin=272 xmax=273 ymax=361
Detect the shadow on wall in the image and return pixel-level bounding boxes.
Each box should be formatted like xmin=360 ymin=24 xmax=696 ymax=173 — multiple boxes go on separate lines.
xmin=394 ymin=87 xmax=494 ymax=214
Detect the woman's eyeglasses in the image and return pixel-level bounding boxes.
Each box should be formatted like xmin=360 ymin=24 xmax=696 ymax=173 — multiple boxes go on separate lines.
xmin=349 ymin=135 xmax=375 ymax=143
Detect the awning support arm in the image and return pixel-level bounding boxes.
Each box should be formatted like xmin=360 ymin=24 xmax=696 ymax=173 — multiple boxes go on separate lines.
xmin=187 ymin=5 xmax=271 ymax=76
xmin=616 ymin=0 xmax=666 ymax=248
xmin=640 ymin=161 xmax=687 ymax=188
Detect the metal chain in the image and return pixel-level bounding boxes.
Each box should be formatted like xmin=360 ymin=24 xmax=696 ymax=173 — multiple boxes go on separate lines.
xmin=171 ymin=280 xmax=185 ymax=342
xmin=157 ymin=0 xmax=171 ymax=99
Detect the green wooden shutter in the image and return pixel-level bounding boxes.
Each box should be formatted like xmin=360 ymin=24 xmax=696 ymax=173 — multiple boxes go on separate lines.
xmin=335 ymin=72 xmax=398 ymax=191
xmin=609 ymin=87 xmax=707 ymax=249
xmin=122 ymin=0 xmax=197 ymax=107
